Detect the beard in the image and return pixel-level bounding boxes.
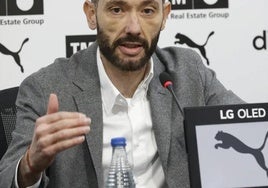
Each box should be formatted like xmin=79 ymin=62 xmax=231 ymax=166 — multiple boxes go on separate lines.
xmin=97 ymin=26 xmax=160 ymax=72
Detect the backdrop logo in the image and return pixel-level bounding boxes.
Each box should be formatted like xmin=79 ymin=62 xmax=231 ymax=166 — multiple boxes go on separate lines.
xmin=0 ymin=38 xmax=29 ymax=73
xmin=0 ymin=0 xmax=44 ymax=16
xmin=215 ymin=130 xmax=268 ymax=177
xmin=169 ymin=0 xmax=228 ymax=10
xmin=174 ymin=32 xmax=214 ymax=65
xmin=253 ymin=30 xmax=267 ymax=51
xmin=66 ymin=35 xmax=97 ymax=58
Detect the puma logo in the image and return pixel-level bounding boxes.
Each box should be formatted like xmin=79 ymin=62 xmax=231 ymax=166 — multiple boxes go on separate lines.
xmin=0 ymin=38 xmax=29 ymax=73
xmin=174 ymin=31 xmax=214 ymax=65
xmin=215 ymin=130 xmax=268 ymax=177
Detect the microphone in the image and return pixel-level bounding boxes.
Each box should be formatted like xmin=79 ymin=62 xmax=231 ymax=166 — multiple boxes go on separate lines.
xmin=159 ymin=72 xmax=184 ymax=117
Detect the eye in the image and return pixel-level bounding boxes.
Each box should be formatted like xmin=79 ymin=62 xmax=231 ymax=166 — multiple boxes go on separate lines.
xmin=142 ymin=8 xmax=155 ymax=16
xmin=110 ymin=7 xmax=122 ymax=14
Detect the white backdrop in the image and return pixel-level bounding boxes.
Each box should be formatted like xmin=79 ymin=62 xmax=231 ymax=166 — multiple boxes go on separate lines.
xmin=0 ymin=0 xmax=268 ymax=103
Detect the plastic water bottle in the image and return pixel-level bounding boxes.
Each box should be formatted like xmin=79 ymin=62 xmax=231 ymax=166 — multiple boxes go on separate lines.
xmin=105 ymin=137 xmax=136 ymax=188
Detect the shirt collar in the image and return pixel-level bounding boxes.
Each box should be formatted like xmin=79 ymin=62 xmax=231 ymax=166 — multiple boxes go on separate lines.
xmin=96 ymin=48 xmax=154 ymax=114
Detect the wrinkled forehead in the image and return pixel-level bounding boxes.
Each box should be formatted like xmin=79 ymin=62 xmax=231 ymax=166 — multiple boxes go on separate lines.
xmin=92 ymin=0 xmax=165 ymax=6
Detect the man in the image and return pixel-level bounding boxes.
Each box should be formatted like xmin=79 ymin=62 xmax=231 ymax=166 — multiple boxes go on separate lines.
xmin=0 ymin=0 xmax=243 ymax=187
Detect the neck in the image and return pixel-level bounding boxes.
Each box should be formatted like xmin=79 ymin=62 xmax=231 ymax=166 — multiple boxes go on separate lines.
xmin=100 ymin=55 xmax=150 ymax=98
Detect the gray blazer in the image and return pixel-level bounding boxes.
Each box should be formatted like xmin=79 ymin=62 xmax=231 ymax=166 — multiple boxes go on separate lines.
xmin=0 ymin=42 xmax=243 ymax=187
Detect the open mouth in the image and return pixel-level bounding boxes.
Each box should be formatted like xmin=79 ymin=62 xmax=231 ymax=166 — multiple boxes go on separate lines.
xmin=119 ymin=42 xmax=143 ymax=56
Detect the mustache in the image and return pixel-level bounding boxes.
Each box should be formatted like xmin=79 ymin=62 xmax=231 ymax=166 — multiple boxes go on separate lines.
xmin=113 ymin=35 xmax=149 ymax=49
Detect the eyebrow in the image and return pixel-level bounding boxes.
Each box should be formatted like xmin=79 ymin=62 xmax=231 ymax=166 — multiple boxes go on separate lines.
xmin=104 ymin=0 xmax=127 ymax=7
xmin=104 ymin=0 xmax=160 ymax=8
xmin=140 ymin=0 xmax=160 ymax=8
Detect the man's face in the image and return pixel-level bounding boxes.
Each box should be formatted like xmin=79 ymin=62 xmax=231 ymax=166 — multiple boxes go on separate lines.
xmin=94 ymin=0 xmax=170 ymax=71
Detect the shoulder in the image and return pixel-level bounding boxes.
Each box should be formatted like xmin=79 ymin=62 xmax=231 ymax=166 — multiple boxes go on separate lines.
xmin=156 ymin=46 xmax=200 ymax=60
xmin=22 ymin=42 xmax=98 ymax=89
xmin=154 ymin=46 xmax=204 ymax=72
xmin=36 ymin=43 xmax=96 ymax=78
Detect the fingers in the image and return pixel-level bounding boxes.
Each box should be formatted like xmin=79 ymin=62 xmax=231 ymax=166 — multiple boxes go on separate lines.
xmin=36 ymin=112 xmax=90 ymax=132
xmin=49 ymin=116 xmax=90 ymax=134
xmin=30 ymin=119 xmax=90 ymax=169
xmin=40 ymin=133 xmax=88 ymax=157
xmin=44 ymin=125 xmax=90 ymax=145
xmin=34 ymin=103 xmax=91 ymax=151
xmin=35 ymin=117 xmax=91 ymax=146
xmin=28 ymin=93 xmax=92 ymax=172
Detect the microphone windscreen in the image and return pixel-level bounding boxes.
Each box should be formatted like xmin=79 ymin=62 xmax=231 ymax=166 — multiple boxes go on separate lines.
xmin=159 ymin=72 xmax=173 ymax=87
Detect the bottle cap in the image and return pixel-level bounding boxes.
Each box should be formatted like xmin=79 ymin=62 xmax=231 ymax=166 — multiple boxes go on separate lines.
xmin=111 ymin=137 xmax=126 ymax=147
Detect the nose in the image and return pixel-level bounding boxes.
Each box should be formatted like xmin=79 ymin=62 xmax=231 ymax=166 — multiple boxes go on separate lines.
xmin=125 ymin=13 xmax=141 ymax=35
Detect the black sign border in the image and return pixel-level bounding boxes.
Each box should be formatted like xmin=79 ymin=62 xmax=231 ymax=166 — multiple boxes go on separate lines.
xmin=183 ymin=103 xmax=268 ymax=188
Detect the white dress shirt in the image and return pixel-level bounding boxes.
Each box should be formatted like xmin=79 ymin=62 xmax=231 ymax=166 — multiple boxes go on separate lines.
xmin=97 ymin=49 xmax=165 ymax=187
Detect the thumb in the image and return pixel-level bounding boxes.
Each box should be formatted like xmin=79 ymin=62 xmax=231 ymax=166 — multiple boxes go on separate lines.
xmin=46 ymin=94 xmax=59 ymax=114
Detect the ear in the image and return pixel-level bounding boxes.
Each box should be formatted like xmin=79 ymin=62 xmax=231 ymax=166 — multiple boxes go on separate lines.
xmin=83 ymin=0 xmax=97 ymax=30
xmin=161 ymin=2 xmax=171 ymax=31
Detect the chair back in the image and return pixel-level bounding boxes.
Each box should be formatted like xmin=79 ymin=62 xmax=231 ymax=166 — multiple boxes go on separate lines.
xmin=0 ymin=87 xmax=19 ymax=160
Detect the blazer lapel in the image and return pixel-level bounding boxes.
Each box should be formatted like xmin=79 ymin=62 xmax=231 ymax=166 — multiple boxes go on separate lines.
xmin=70 ymin=44 xmax=104 ymax=186
xmin=148 ymin=54 xmax=173 ymax=173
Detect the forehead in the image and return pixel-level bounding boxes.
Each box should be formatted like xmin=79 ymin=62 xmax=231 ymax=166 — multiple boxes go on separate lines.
xmin=98 ymin=0 xmax=163 ymax=5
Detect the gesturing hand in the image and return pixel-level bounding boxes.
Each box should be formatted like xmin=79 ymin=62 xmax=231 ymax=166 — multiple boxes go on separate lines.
xmin=19 ymin=94 xmax=91 ymax=187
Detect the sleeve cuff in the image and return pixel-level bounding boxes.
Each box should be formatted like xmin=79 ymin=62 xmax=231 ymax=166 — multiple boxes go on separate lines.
xmin=14 ymin=156 xmax=42 ymax=188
